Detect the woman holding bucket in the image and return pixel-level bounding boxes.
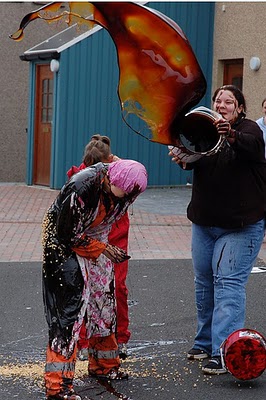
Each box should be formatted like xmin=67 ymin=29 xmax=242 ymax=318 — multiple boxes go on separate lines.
xmin=170 ymin=85 xmax=266 ymax=374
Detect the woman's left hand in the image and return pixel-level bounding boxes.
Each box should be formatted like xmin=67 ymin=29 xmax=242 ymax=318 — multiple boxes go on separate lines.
xmin=214 ymin=119 xmax=231 ymax=136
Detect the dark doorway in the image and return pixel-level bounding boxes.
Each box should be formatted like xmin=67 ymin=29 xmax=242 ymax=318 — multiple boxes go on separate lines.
xmin=223 ymin=59 xmax=243 ymax=90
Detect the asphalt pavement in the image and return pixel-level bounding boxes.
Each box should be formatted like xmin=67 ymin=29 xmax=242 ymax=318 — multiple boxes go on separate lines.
xmin=0 ymin=184 xmax=265 ymax=400
xmin=0 ymin=260 xmax=265 ymax=400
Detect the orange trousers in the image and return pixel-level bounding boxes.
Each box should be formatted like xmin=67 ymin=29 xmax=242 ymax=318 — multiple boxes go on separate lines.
xmin=88 ymin=334 xmax=120 ymax=374
xmin=45 ymin=345 xmax=77 ymax=397
xmin=45 ymin=334 xmax=120 ymax=397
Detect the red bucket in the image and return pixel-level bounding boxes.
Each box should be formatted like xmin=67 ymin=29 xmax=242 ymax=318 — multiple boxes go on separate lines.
xmin=220 ymin=329 xmax=266 ymax=380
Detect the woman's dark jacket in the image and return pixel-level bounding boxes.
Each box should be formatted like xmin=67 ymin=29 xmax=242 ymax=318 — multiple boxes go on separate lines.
xmin=186 ymin=117 xmax=266 ymax=228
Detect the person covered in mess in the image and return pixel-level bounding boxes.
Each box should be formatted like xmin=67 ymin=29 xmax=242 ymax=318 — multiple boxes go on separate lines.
xmin=256 ymin=97 xmax=266 ymax=157
xmin=42 ymin=158 xmax=147 ymax=400
xmin=169 ymin=84 xmax=266 ymax=375
xmin=67 ymin=134 xmax=131 ymax=361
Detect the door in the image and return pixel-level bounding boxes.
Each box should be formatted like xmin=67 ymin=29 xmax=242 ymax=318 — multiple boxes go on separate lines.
xmin=223 ymin=59 xmax=243 ymax=90
xmin=33 ymin=64 xmax=53 ymax=186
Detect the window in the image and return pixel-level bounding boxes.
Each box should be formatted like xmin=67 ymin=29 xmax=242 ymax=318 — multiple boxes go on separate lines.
xmin=41 ymin=78 xmax=53 ymax=122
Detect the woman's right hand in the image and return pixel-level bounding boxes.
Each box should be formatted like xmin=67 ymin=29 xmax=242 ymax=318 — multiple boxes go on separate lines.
xmin=103 ymin=244 xmax=131 ymax=263
xmin=168 ymin=149 xmax=187 ymax=170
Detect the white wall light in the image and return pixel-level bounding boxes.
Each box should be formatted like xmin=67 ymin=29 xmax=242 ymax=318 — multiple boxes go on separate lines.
xmin=50 ymin=59 xmax=60 ymax=73
xmin=249 ymin=57 xmax=261 ymax=71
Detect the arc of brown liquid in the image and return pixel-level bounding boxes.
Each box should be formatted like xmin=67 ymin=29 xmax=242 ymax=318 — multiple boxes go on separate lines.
xmin=10 ymin=1 xmax=206 ymax=146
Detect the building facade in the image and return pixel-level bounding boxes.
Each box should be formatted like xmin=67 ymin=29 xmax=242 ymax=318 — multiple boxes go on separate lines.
xmin=3 ymin=2 xmax=264 ymax=187
xmin=10 ymin=1 xmax=215 ymax=188
xmin=212 ymin=2 xmax=266 ymax=120
xmin=0 ymin=2 xmax=64 ymax=183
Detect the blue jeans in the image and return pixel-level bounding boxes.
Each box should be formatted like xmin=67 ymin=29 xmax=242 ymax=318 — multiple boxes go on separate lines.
xmin=191 ymin=220 xmax=265 ymax=356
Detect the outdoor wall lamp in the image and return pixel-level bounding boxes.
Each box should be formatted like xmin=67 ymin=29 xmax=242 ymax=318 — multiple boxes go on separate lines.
xmin=50 ymin=59 xmax=60 ymax=73
xmin=249 ymin=57 xmax=261 ymax=71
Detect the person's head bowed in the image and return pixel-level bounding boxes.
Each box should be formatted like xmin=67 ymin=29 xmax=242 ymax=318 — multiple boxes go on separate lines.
xmin=108 ymin=159 xmax=147 ymax=202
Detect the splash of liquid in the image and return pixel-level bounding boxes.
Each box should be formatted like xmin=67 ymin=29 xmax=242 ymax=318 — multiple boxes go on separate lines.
xmin=10 ymin=1 xmax=206 ymax=146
